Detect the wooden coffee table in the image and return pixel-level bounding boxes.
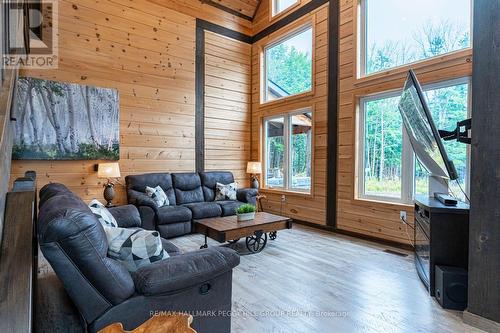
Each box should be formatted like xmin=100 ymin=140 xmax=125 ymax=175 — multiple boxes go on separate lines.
xmin=194 ymin=212 xmax=293 ymax=253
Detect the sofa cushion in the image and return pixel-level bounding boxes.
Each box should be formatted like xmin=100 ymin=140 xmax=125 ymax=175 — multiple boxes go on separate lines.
xmin=104 ymin=227 xmax=169 ymax=272
xmin=125 ymin=173 xmax=176 ymax=206
xmin=183 ymin=202 xmax=222 ymax=220
xmin=172 ymin=173 xmax=204 ymax=205
xmin=156 ymin=205 xmax=192 ymax=225
xmin=215 ymin=182 xmax=237 ymax=201
xmin=200 ymin=172 xmax=235 ymax=202
xmin=145 ymin=185 xmax=169 ymax=207
xmin=216 ymin=200 xmax=245 ymax=217
xmin=89 ymin=199 xmax=118 ymax=228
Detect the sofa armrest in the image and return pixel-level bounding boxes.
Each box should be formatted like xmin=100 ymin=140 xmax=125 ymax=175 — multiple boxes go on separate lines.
xmin=108 ymin=205 xmax=142 ymax=228
xmin=237 ymin=188 xmax=258 ymax=205
xmin=128 ymin=189 xmax=158 ymax=212
xmin=132 ymin=247 xmax=240 ymax=296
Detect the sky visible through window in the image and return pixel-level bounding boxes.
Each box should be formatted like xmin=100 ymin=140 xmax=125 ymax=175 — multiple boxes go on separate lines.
xmin=275 ymin=0 xmax=297 ymax=15
xmin=365 ymin=0 xmax=471 ymax=75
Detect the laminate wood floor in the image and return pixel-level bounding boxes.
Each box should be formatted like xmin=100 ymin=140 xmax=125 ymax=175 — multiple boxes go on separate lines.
xmin=169 ymin=225 xmax=484 ymax=333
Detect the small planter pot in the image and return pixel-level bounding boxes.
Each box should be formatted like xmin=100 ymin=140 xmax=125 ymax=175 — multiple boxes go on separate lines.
xmin=237 ymin=212 xmax=256 ymax=222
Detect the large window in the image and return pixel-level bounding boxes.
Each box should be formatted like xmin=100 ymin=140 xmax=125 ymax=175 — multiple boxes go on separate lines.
xmin=263 ymin=26 xmax=313 ymax=103
xmin=360 ymin=0 xmax=472 ymax=76
xmin=357 ymin=78 xmax=470 ymax=204
xmin=264 ymin=109 xmax=313 ymax=192
xmin=272 ymin=0 xmax=299 ymax=17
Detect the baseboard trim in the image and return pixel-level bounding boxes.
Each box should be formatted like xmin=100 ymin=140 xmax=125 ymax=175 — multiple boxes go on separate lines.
xmin=293 ymin=219 xmax=413 ymax=251
xmin=463 ymin=310 xmax=500 ymax=333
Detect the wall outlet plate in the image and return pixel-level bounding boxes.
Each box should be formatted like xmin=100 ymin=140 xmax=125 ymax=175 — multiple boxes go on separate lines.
xmin=400 ymin=211 xmax=407 ymax=223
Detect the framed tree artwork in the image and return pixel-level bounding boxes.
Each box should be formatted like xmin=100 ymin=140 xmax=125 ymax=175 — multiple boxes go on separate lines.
xmin=12 ymin=77 xmax=120 ymax=160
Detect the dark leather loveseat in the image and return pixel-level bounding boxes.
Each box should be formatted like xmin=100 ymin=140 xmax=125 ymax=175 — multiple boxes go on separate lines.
xmin=37 ymin=183 xmax=240 ymax=333
xmin=126 ymin=171 xmax=258 ymax=239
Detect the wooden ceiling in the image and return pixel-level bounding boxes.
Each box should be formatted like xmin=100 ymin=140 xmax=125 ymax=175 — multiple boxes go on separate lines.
xmin=202 ymin=0 xmax=261 ymax=20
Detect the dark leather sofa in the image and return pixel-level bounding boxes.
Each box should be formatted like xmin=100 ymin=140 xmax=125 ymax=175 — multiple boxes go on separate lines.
xmin=126 ymin=171 xmax=258 ymax=239
xmin=37 ymin=183 xmax=240 ymax=333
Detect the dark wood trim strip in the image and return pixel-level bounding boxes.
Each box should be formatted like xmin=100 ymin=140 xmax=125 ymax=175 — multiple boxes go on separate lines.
xmin=326 ymin=0 xmax=338 ymax=227
xmin=197 ymin=19 xmax=252 ymax=44
xmin=252 ymin=0 xmax=329 ymax=42
xmin=200 ymin=0 xmax=254 ymax=21
xmin=293 ymin=220 xmax=413 ymax=251
xmin=195 ymin=22 xmax=205 ymax=173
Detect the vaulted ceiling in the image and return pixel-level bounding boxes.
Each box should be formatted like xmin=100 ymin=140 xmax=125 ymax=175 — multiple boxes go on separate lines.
xmin=202 ymin=0 xmax=262 ymax=20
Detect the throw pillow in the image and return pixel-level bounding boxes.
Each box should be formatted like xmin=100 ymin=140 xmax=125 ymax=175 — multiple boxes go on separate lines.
xmin=145 ymin=185 xmax=169 ymax=207
xmin=89 ymin=199 xmax=118 ymax=228
xmin=103 ymin=227 xmax=169 ymax=272
xmin=215 ymin=182 xmax=237 ymax=201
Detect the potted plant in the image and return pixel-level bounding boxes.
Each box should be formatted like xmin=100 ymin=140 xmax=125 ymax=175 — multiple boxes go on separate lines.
xmin=236 ymin=204 xmax=257 ymax=222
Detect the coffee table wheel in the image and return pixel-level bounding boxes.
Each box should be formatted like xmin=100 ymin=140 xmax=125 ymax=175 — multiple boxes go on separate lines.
xmin=246 ymin=233 xmax=267 ymax=253
xmin=200 ymin=244 xmax=208 ymax=249
xmin=228 ymin=238 xmax=240 ymax=245
xmin=269 ymin=231 xmax=277 ymax=240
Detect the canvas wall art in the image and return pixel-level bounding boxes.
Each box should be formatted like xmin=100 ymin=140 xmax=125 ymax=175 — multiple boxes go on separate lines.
xmin=12 ymin=77 xmax=119 ymax=160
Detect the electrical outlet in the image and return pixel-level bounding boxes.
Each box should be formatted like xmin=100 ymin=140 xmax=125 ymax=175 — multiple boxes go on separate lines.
xmin=400 ymin=211 xmax=407 ymax=223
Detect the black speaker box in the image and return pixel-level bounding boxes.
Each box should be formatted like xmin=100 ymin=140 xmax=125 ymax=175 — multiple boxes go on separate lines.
xmin=434 ymin=265 xmax=468 ymax=310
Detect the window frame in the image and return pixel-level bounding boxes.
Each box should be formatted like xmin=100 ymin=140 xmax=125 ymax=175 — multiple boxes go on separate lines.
xmin=263 ymin=107 xmax=314 ymax=194
xmin=270 ymin=0 xmax=301 ymax=19
xmin=356 ymin=77 xmax=471 ymax=205
xmin=261 ymin=23 xmax=314 ymax=105
xmin=358 ymin=0 xmax=473 ymax=78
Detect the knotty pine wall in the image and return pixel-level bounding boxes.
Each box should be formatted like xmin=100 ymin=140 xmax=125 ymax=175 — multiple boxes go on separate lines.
xmin=336 ymin=0 xmax=473 ymax=243
xmin=10 ymin=0 xmax=252 ymax=204
xmin=251 ymin=4 xmax=328 ymax=225
xmin=148 ymin=0 xmax=253 ymax=35
xmin=204 ymin=32 xmax=252 ymax=187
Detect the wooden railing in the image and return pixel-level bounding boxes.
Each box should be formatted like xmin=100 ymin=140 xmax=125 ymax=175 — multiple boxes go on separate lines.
xmin=0 ymin=172 xmax=37 ymax=333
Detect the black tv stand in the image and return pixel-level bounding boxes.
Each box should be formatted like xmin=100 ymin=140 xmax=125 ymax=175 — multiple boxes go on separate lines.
xmin=414 ymin=196 xmax=469 ymax=295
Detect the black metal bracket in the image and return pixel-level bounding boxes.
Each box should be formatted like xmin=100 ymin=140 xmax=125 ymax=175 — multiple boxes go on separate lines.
xmin=439 ymin=118 xmax=472 ymax=145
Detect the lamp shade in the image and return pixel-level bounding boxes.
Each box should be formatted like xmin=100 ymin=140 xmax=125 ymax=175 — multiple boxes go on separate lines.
xmin=247 ymin=161 xmax=262 ymax=174
xmin=97 ymin=163 xmax=121 ymax=179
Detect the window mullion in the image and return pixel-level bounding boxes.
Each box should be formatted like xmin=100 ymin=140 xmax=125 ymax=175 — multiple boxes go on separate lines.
xmin=285 ymin=115 xmax=291 ymax=190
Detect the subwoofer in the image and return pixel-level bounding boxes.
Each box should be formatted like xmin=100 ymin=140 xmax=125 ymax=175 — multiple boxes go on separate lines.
xmin=435 ymin=265 xmax=468 ymax=310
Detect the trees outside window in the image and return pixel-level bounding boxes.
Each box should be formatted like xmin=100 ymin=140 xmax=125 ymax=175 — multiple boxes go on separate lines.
xmin=264 ymin=26 xmax=312 ymax=103
xmin=358 ymin=79 xmax=470 ymax=204
xmin=265 ymin=110 xmax=313 ymax=192
xmin=361 ymin=0 xmax=471 ymax=76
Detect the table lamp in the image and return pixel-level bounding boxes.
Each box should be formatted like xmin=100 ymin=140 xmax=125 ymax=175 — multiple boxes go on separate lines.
xmin=97 ymin=162 xmax=121 ymax=207
xmin=247 ymin=161 xmax=262 ymax=189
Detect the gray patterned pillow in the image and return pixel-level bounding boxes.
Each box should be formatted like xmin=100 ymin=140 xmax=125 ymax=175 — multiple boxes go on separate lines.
xmin=145 ymin=185 xmax=169 ymax=207
xmin=103 ymin=226 xmax=169 ymax=272
xmin=215 ymin=182 xmax=237 ymax=201
xmin=88 ymin=199 xmax=118 ymax=228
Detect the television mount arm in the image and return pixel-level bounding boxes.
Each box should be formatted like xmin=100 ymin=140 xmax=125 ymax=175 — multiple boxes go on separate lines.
xmin=438 ymin=118 xmax=472 ymax=145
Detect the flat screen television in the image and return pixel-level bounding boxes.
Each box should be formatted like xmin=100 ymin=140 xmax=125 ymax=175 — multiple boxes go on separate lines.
xmin=398 ymin=70 xmax=459 ymax=198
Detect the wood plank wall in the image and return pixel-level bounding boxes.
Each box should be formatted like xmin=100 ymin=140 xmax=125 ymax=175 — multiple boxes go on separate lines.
xmin=336 ymin=0 xmax=473 ymax=243
xmin=251 ymin=4 xmax=328 ymax=225
xmin=147 ymin=0 xmax=252 ymax=35
xmin=204 ymin=31 xmax=252 ymax=186
xmin=11 ymin=0 xmax=198 ymax=203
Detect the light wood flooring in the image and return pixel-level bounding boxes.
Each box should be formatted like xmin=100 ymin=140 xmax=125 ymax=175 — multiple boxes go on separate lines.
xmin=169 ymin=225 xmax=483 ymax=333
